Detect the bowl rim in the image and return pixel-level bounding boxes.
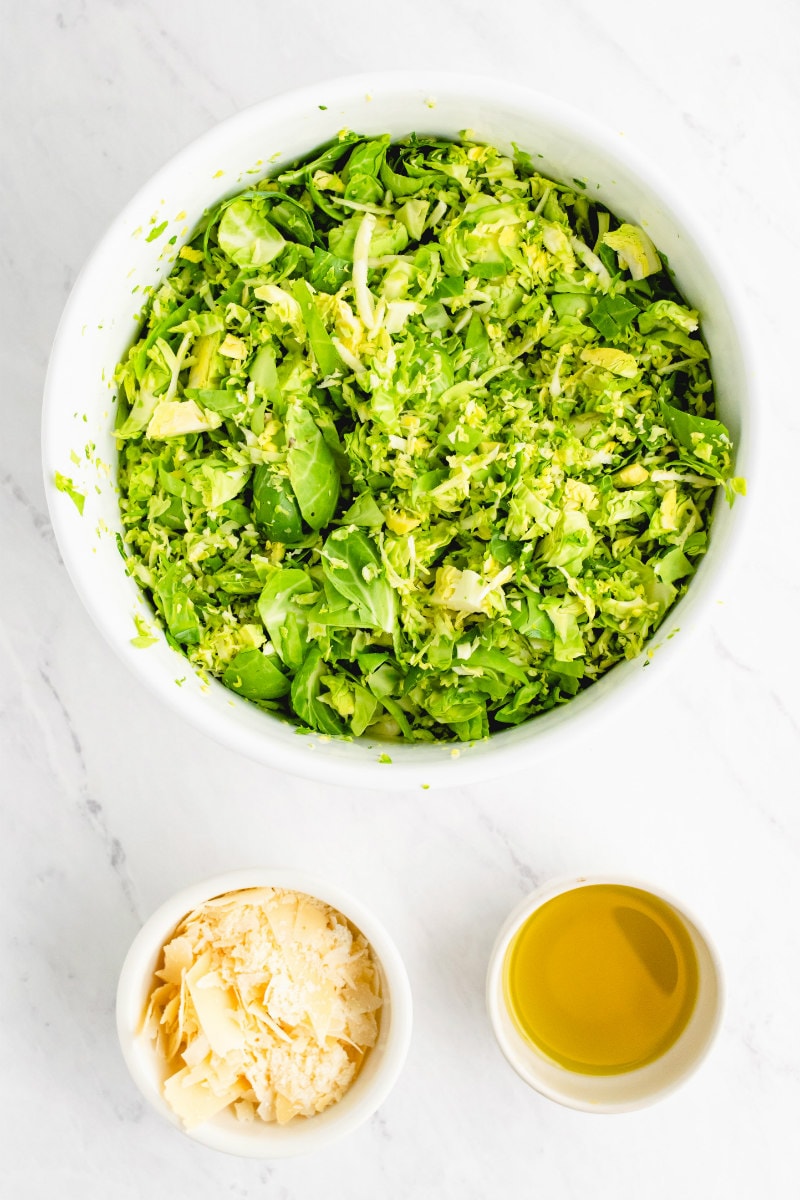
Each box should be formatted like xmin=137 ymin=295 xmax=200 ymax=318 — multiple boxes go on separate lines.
xmin=115 ymin=867 xmax=413 ymax=1157
xmin=485 ymin=872 xmax=725 ymax=1113
xmin=43 ymin=71 xmax=760 ymax=790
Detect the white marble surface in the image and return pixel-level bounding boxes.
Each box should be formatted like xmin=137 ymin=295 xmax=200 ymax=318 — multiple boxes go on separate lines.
xmin=2 ymin=1 xmax=799 ymax=1195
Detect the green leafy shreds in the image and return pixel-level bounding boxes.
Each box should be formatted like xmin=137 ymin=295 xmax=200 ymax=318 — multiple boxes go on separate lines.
xmin=131 ymin=614 xmax=159 ymax=648
xmin=115 ymin=133 xmax=740 ymax=743
xmin=54 ymin=472 xmax=86 ymax=515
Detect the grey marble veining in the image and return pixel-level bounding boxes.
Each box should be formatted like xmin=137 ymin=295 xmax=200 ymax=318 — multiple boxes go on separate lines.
xmin=2 ymin=1 xmax=799 ymax=1196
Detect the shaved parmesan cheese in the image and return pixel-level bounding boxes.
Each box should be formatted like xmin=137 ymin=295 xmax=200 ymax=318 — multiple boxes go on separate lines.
xmin=143 ymin=888 xmax=382 ymax=1129
xmin=164 ymin=1066 xmax=246 ymax=1127
xmin=185 ymin=968 xmax=245 ymax=1058
xmin=159 ymin=936 xmax=194 ymax=985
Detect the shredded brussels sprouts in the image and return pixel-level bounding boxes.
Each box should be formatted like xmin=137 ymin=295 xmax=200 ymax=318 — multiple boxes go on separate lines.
xmin=115 ymin=132 xmax=742 ymax=743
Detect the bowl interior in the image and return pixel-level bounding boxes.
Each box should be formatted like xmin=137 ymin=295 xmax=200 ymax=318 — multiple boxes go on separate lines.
xmin=116 ymin=869 xmax=412 ymax=1157
xmin=43 ymin=74 xmax=754 ymax=789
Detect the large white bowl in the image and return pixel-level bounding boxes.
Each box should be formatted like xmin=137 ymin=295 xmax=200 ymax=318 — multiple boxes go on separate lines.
xmin=43 ymin=73 xmax=756 ymax=790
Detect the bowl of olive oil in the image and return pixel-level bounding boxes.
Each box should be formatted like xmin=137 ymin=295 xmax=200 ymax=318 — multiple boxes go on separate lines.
xmin=486 ymin=877 xmax=723 ymax=1112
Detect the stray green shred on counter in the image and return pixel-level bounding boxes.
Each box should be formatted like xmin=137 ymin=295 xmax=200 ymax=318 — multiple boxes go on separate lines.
xmin=113 ymin=132 xmax=742 ymax=744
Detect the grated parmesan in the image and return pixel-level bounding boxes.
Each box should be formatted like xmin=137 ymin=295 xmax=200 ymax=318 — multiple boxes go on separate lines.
xmin=143 ymin=887 xmax=383 ymax=1128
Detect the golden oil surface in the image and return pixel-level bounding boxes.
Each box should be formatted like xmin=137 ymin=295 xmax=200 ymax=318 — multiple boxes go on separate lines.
xmin=504 ymin=884 xmax=699 ymax=1075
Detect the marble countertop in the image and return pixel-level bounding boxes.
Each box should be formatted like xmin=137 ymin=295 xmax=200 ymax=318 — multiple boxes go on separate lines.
xmin=2 ymin=1 xmax=798 ymax=1196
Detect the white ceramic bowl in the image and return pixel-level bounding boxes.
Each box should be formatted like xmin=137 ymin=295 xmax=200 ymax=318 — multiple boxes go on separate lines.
xmin=116 ymin=869 xmax=412 ymax=1157
xmin=43 ymin=72 xmax=756 ymax=789
xmin=486 ymin=875 xmax=724 ymax=1112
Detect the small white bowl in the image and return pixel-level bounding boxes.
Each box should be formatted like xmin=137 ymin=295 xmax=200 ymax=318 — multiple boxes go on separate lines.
xmin=43 ymin=73 xmax=757 ymax=789
xmin=486 ymin=875 xmax=724 ymax=1113
xmin=116 ymin=869 xmax=413 ymax=1157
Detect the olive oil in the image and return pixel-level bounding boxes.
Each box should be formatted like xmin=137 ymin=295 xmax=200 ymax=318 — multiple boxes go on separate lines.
xmin=504 ymin=884 xmax=699 ymax=1075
